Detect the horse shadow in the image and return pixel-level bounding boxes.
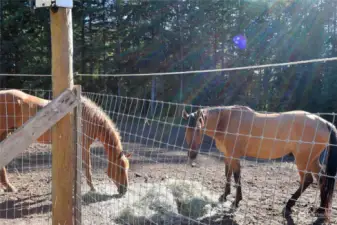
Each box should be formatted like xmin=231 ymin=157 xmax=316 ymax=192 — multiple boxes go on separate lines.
xmin=114 ymin=209 xmax=240 ymax=225
xmin=283 ymin=210 xmax=326 ymax=225
xmin=197 ymin=214 xmax=239 ymax=225
xmin=311 ymin=218 xmax=326 ymax=225
xmin=81 ymin=191 xmax=123 ymax=205
xmin=0 ymin=194 xmax=51 ymax=219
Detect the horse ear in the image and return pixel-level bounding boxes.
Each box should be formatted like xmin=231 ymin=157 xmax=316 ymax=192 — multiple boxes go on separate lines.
xmin=198 ymin=117 xmax=205 ymax=128
xmin=197 ymin=110 xmax=205 ymax=128
xmin=125 ymin=152 xmax=132 ymax=158
xmin=182 ymin=109 xmax=189 ymax=120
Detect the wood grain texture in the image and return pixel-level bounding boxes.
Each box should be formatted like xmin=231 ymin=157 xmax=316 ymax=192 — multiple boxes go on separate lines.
xmin=50 ymin=6 xmax=75 ymax=225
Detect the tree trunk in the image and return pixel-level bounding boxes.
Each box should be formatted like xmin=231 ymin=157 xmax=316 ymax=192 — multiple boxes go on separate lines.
xmin=102 ymin=0 xmax=106 ymax=74
xmin=151 ymin=76 xmax=156 ymax=116
xmin=150 ymin=26 xmax=156 ymax=116
xmin=81 ymin=0 xmax=85 ymax=73
xmin=0 ymin=0 xmax=6 ymax=88
xmin=89 ymin=0 xmax=93 ymax=74
xmin=178 ymin=0 xmax=183 ymax=103
xmin=115 ymin=0 xmax=122 ymax=96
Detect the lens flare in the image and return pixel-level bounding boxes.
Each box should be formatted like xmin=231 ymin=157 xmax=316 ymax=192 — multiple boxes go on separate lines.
xmin=233 ymin=35 xmax=247 ymax=50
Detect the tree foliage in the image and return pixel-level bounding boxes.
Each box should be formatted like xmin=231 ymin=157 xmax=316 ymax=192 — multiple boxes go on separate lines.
xmin=0 ymin=0 xmax=337 ymax=113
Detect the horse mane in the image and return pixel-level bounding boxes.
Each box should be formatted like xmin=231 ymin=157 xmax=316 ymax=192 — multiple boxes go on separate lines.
xmin=81 ymin=96 xmax=123 ymax=150
xmin=0 ymin=89 xmax=50 ymax=108
xmin=226 ymin=105 xmax=254 ymax=111
xmin=202 ymin=104 xmax=254 ymax=113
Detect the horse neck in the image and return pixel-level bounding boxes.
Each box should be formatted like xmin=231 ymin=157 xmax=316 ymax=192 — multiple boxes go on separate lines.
xmin=203 ymin=109 xmax=231 ymax=140
xmin=98 ymin=127 xmax=123 ymax=162
xmin=203 ymin=110 xmax=220 ymax=138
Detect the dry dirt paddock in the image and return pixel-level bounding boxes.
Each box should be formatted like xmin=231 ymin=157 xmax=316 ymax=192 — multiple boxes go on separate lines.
xmin=0 ymin=142 xmax=336 ymax=225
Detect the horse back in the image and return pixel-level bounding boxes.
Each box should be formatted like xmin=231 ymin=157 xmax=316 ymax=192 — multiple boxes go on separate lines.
xmin=208 ymin=106 xmax=331 ymax=160
xmin=248 ymin=110 xmax=330 ymax=142
xmin=215 ymin=108 xmax=330 ymax=143
xmin=0 ymin=90 xmax=48 ymax=130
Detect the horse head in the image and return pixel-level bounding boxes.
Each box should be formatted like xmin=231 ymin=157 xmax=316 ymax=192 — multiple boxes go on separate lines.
xmin=182 ymin=108 xmax=206 ymax=160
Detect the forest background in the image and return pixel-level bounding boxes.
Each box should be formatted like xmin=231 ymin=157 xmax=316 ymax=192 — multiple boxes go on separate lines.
xmin=1 ymin=0 xmax=337 ymax=117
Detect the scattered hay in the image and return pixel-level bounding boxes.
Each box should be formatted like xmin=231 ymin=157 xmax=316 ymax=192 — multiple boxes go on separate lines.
xmin=116 ymin=179 xmax=219 ymax=224
xmin=82 ymin=179 xmax=230 ymax=225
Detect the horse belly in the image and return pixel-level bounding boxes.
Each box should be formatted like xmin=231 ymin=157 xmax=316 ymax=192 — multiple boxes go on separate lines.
xmin=245 ymin=138 xmax=290 ymax=159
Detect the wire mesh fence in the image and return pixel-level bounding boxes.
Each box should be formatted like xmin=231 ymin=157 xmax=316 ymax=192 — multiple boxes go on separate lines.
xmin=0 ymin=88 xmax=335 ymax=225
xmin=0 ymin=88 xmax=53 ymax=225
xmin=77 ymin=92 xmax=337 ymax=225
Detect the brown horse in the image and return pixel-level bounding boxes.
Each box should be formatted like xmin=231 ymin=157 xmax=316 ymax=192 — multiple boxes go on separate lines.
xmin=0 ymin=89 xmax=131 ymax=195
xmin=182 ymin=105 xmax=337 ymax=221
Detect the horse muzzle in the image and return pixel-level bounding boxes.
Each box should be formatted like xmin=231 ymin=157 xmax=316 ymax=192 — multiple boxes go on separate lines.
xmin=188 ymin=149 xmax=198 ymax=160
xmin=118 ymin=184 xmax=127 ymax=195
xmin=111 ymin=179 xmax=128 ymax=196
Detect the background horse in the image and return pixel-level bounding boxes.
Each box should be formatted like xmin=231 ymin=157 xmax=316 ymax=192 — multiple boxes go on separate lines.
xmin=0 ymin=89 xmax=131 ymax=195
xmin=182 ymin=105 xmax=337 ymax=221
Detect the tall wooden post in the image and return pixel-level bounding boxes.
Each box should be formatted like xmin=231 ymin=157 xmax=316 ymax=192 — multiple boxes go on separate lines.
xmin=74 ymin=85 xmax=82 ymax=225
xmin=50 ymin=6 xmax=75 ymax=225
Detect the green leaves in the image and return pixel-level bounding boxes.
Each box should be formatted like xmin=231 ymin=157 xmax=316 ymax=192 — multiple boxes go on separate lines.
xmin=1 ymin=0 xmax=337 ymax=114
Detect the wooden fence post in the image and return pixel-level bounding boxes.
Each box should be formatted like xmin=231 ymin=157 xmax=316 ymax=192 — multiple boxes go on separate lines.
xmin=50 ymin=5 xmax=75 ymax=225
xmin=74 ymin=85 xmax=82 ymax=225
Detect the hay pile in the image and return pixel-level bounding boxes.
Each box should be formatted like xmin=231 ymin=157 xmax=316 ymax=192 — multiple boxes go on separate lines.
xmin=82 ymin=179 xmax=229 ymax=225
xmin=117 ymin=179 xmax=218 ymax=224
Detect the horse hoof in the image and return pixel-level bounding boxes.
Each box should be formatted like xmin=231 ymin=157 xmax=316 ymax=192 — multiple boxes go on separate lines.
xmin=218 ymin=194 xmax=227 ymax=202
xmin=282 ymin=207 xmax=292 ymax=217
xmin=314 ymin=207 xmax=326 ymax=218
xmin=90 ymin=187 xmax=96 ymax=192
xmin=6 ymin=186 xmax=17 ymax=193
xmin=234 ymin=199 xmax=242 ymax=208
xmin=231 ymin=201 xmax=240 ymax=209
xmin=235 ymin=196 xmax=242 ymax=206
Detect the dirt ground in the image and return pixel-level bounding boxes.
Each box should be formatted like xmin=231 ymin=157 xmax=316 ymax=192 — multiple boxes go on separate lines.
xmin=0 ymin=142 xmax=336 ymax=225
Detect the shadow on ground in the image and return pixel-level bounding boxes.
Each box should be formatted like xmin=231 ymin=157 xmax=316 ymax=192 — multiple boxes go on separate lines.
xmin=82 ymin=191 xmax=123 ymax=205
xmin=0 ymin=194 xmax=51 ymax=219
xmin=5 ymin=142 xmax=298 ymax=175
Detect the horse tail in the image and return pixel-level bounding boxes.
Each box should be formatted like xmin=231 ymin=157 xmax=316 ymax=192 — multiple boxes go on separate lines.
xmin=321 ymin=123 xmax=337 ymax=212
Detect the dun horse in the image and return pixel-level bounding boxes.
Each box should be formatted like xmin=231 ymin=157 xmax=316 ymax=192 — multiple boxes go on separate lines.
xmin=182 ymin=105 xmax=337 ymax=221
xmin=0 ymin=89 xmax=131 ymax=195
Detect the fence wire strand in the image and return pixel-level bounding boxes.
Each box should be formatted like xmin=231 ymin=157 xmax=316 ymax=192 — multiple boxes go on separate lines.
xmin=73 ymin=91 xmax=337 ymax=225
xmin=76 ymin=56 xmax=337 ymax=77
xmin=1 ymin=83 xmax=337 ymax=225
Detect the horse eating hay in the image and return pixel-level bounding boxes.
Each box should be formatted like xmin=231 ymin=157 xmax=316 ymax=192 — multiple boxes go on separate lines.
xmin=0 ymin=89 xmax=131 ymax=195
xmin=182 ymin=105 xmax=337 ymax=222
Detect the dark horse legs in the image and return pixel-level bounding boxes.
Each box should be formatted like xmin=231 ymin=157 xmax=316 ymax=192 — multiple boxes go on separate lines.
xmin=219 ymin=163 xmax=232 ymax=202
xmin=219 ymin=158 xmax=242 ymax=207
xmin=233 ymin=165 xmax=243 ymax=207
xmin=283 ymin=172 xmax=313 ymax=215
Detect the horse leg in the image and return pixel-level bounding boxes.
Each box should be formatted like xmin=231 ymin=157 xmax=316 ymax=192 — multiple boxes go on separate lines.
xmin=284 ymin=163 xmax=313 ymax=215
xmin=0 ymin=167 xmax=16 ymax=192
xmin=233 ymin=160 xmax=242 ymax=207
xmin=219 ymin=161 xmax=233 ymax=202
xmin=310 ymin=158 xmax=322 ymax=185
xmin=308 ymin=158 xmax=327 ymax=216
xmin=82 ymin=145 xmax=95 ymax=192
xmin=0 ymin=130 xmax=17 ymax=192
xmin=221 ymin=157 xmax=242 ymax=207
